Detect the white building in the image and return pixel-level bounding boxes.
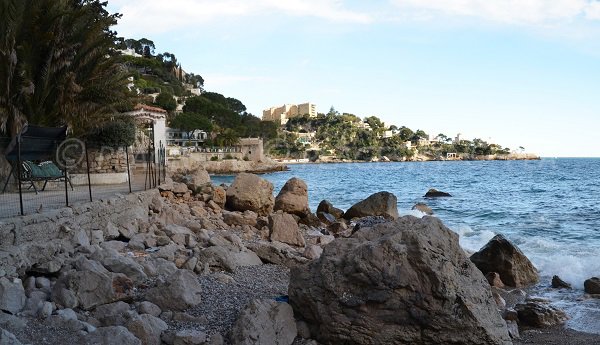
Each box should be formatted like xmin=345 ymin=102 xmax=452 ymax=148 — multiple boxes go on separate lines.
xmin=166 ymin=128 xmax=208 ymax=147
xmin=124 ymin=104 xmax=167 ymax=157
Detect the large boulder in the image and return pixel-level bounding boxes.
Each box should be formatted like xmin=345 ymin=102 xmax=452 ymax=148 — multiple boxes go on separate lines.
xmin=226 ymin=173 xmax=274 ymax=216
xmin=289 ymin=216 xmax=511 ymax=345
xmin=343 ymin=191 xmax=399 ymax=220
xmin=126 ymin=314 xmax=168 ymax=345
xmin=85 ymin=326 xmax=141 ymax=345
xmin=230 ymin=299 xmax=297 ymax=345
xmin=269 ymin=213 xmax=306 ymax=247
xmin=198 ymin=245 xmax=263 ymax=272
xmin=145 ymin=270 xmax=202 ymax=312
xmin=0 ymin=278 xmax=26 ymax=314
xmin=274 ymin=178 xmax=310 ymax=217
xmin=470 ymin=234 xmax=539 ymax=287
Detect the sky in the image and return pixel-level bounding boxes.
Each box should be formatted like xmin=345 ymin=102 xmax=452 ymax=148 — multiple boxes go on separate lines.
xmin=106 ymin=0 xmax=600 ymax=157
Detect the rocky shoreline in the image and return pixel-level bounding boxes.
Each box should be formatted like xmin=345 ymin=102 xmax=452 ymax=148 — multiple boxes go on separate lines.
xmin=0 ymin=168 xmax=596 ymax=344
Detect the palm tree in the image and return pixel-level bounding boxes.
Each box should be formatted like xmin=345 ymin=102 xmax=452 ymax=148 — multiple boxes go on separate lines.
xmin=0 ymin=0 xmax=132 ymax=137
xmin=216 ymin=128 xmax=240 ymax=147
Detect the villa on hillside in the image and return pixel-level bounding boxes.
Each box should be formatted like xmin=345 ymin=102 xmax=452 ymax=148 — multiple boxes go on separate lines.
xmin=262 ymin=102 xmax=317 ymax=125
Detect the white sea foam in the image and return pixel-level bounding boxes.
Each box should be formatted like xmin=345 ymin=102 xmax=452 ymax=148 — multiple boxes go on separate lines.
xmin=398 ymin=209 xmax=427 ymax=218
xmin=451 ymin=224 xmax=496 ymax=253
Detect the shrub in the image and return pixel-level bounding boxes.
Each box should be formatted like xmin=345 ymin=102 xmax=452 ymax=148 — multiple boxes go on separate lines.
xmin=224 ymin=154 xmax=234 ymax=160
xmin=87 ymin=120 xmax=136 ymax=148
xmin=210 ymin=156 xmax=219 ymax=161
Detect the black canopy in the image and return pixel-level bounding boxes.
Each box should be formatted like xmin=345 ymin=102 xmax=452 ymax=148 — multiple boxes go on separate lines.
xmin=4 ymin=125 xmax=67 ymax=161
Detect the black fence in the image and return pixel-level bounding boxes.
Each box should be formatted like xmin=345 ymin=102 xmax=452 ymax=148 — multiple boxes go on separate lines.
xmin=0 ymin=135 xmax=166 ymax=219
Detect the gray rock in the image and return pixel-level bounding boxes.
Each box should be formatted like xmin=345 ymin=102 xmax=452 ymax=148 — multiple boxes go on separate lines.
xmin=247 ymin=241 xmax=308 ymax=268
xmin=136 ymin=301 xmax=161 ymax=317
xmin=226 ymin=173 xmax=274 ymax=216
xmin=173 ymin=329 xmax=207 ymax=345
xmin=302 ymin=245 xmax=323 ymax=260
xmin=85 ymin=326 xmax=141 ymax=345
xmin=0 ymin=312 xmax=27 ymax=331
xmin=470 ymin=234 xmax=539 ymax=287
xmin=289 ymin=216 xmax=512 ymax=345
xmin=274 ymin=178 xmax=310 ymax=217
xmin=126 ymin=314 xmax=168 ymax=345
xmin=269 ymin=213 xmax=305 ymax=247
xmin=230 ymin=299 xmax=297 ymax=345
xmin=0 ymin=328 xmax=23 ymax=345
xmin=93 ymin=301 xmax=134 ymax=326
xmin=0 ymin=278 xmax=26 ymax=314
xmin=198 ymin=245 xmax=262 ymax=272
xmin=56 ymin=308 xmax=78 ymax=321
xmin=222 ymin=211 xmax=258 ymax=227
xmin=343 ymin=191 xmax=399 ymax=220
xmin=146 ymin=270 xmax=202 ymax=312
xmin=94 ymin=252 xmax=147 ymax=282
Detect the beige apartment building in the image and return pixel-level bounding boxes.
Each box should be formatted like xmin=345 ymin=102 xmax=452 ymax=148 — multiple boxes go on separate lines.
xmin=262 ymin=102 xmax=317 ymax=125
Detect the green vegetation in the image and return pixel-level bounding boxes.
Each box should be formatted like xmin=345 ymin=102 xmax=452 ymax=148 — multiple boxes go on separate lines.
xmin=272 ymin=110 xmax=512 ymax=161
xmin=86 ymin=117 xmax=136 ymax=148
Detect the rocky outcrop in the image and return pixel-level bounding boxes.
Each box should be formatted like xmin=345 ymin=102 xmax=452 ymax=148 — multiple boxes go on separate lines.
xmin=269 ymin=213 xmax=305 ymax=247
xmin=470 ymin=234 xmax=539 ymax=287
xmin=412 ymin=202 xmax=433 ymax=215
xmin=230 ymin=299 xmax=297 ymax=345
xmin=145 ymin=270 xmax=202 ymax=312
xmin=289 ymin=216 xmax=512 ymax=345
xmin=343 ymin=191 xmax=399 ymax=220
xmin=551 ymin=275 xmax=571 ymax=289
xmin=316 ymin=200 xmax=344 ymax=219
xmin=424 ymin=188 xmax=452 ymax=197
xmin=584 ymin=277 xmax=600 ymax=294
xmin=515 ymin=301 xmax=568 ymax=328
xmin=0 ymin=278 xmax=26 ymax=314
xmin=226 ymin=173 xmax=274 ymax=216
xmin=274 ymin=178 xmax=310 ymax=217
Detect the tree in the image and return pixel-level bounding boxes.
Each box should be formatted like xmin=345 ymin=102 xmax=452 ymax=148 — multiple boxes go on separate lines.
xmin=138 ymin=38 xmax=155 ymax=57
xmin=398 ymin=127 xmax=414 ymax=141
xmin=154 ymin=92 xmax=177 ymax=112
xmin=0 ymin=0 xmax=132 ymax=136
xmin=215 ymin=128 xmax=239 ymax=147
xmin=170 ymin=112 xmax=212 ymax=143
xmin=364 ymin=116 xmax=384 ymax=131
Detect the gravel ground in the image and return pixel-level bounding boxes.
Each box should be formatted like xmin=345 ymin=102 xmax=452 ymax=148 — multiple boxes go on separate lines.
xmin=12 ymin=318 xmax=87 ymax=345
xmin=515 ymin=327 xmax=600 ymax=345
xmin=186 ymin=264 xmax=290 ymax=340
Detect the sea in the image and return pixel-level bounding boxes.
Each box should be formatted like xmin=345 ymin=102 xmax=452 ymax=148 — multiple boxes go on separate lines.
xmin=212 ymin=158 xmax=600 ymax=334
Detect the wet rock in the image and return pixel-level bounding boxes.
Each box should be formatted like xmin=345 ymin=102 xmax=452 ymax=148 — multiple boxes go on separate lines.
xmin=269 ymin=213 xmax=305 ymax=247
xmin=274 ymin=178 xmax=310 ymax=217
xmin=230 ymin=299 xmax=297 ymax=345
xmin=146 ymin=270 xmax=202 ymax=312
xmin=412 ymin=202 xmax=433 ymax=215
xmin=343 ymin=191 xmax=399 ymax=220
xmin=0 ymin=278 xmax=26 ymax=314
xmin=316 ymin=212 xmax=336 ymax=226
xmin=551 ymin=275 xmax=571 ymax=289
xmin=515 ymin=301 xmax=568 ymax=328
xmin=289 ymin=216 xmax=511 ymax=345
xmin=316 ymin=200 xmax=344 ymax=219
xmin=584 ymin=277 xmax=600 ymax=294
xmin=470 ymin=234 xmax=539 ymax=287
xmin=424 ymin=188 xmax=452 ymax=197
xmin=226 ymin=173 xmax=274 ymax=216
xmin=126 ymin=314 xmax=168 ymax=345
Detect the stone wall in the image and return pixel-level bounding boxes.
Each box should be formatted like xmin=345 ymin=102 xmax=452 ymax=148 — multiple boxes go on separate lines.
xmin=72 ymin=148 xmax=135 ymax=174
xmin=0 ymin=189 xmax=159 ymax=277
